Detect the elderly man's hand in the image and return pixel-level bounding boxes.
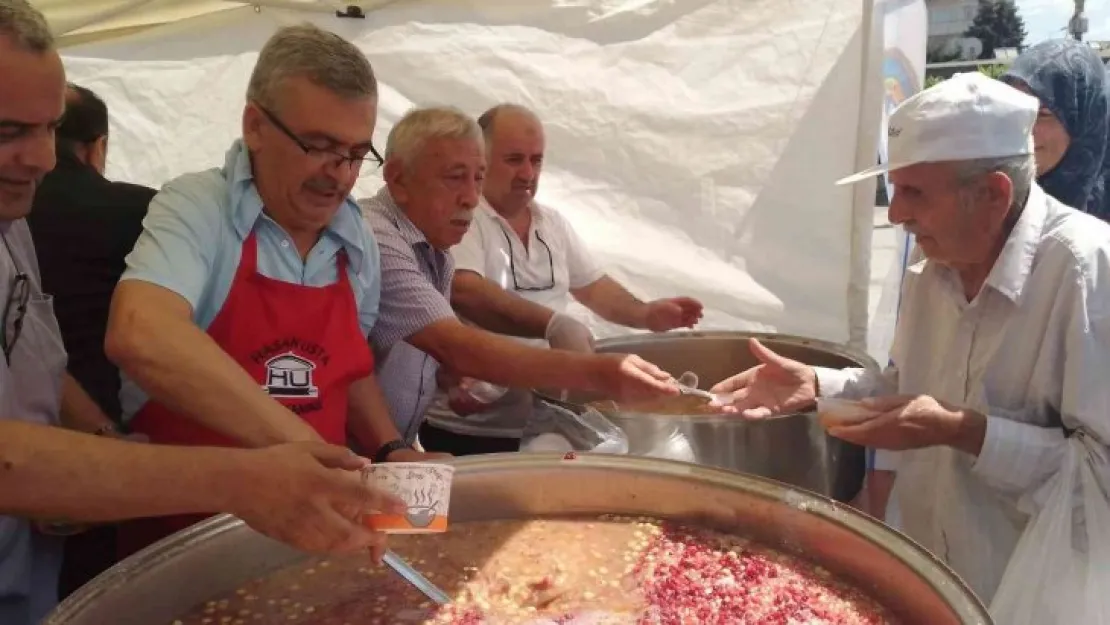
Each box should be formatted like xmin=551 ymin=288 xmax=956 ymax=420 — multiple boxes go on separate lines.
xmin=645 ymin=297 xmax=704 ymax=332
xmin=592 ymin=353 xmax=680 ymax=401
xmin=544 ymin=313 xmax=595 ymax=352
xmin=229 ymin=442 xmax=405 ymax=559
xmin=823 ymin=394 xmax=986 ymax=455
xmin=709 ymin=338 xmax=817 ymax=418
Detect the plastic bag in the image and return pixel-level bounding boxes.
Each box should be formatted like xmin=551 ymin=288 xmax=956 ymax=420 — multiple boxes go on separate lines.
xmin=520 ymin=397 xmax=629 ymax=455
xmin=989 ymin=429 xmax=1110 ymax=624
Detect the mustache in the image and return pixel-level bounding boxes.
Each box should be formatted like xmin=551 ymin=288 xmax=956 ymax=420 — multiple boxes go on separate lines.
xmin=451 ymin=210 xmax=474 ymax=221
xmin=303 ymin=177 xmax=341 ymax=194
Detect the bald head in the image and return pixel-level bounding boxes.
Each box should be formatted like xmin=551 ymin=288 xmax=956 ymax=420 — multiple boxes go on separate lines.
xmin=478 ymin=104 xmax=545 ymax=216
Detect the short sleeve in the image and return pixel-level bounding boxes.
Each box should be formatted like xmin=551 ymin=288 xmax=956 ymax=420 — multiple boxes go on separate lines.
xmin=554 ymin=211 xmax=605 ymax=288
xmin=367 ymin=230 xmax=456 ymax=353
xmin=120 ymin=172 xmax=222 ymax=310
xmin=450 ymin=222 xmax=487 ymax=276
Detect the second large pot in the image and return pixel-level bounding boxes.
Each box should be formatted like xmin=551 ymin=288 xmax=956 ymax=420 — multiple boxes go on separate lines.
xmin=535 ymin=331 xmax=877 ymax=502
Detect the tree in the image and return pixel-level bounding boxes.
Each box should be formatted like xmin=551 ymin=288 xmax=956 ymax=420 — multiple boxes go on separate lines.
xmin=965 ymin=0 xmax=1027 ymax=59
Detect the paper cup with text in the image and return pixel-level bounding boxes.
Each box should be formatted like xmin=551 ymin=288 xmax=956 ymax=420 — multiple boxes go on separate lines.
xmin=360 ymin=462 xmax=455 ymax=533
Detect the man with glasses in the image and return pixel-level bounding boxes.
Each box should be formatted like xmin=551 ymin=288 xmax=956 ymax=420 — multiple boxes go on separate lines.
xmin=421 ymin=104 xmax=704 ymax=455
xmin=105 ymin=23 xmax=431 ymax=557
xmin=359 ymin=106 xmax=681 ymax=456
xmin=0 ymin=4 xmax=405 ymax=624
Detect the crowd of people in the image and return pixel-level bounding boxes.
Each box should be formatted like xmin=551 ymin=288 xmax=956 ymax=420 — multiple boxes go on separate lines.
xmin=1 ymin=0 xmax=1108 ymax=623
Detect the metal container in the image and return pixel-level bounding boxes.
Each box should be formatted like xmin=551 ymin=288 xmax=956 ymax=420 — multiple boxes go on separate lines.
xmin=44 ymin=454 xmax=990 ymax=625
xmin=536 ymin=331 xmax=878 ymax=502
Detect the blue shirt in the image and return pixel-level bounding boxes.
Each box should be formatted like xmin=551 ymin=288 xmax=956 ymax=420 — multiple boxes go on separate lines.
xmin=118 ymin=139 xmax=381 ymax=421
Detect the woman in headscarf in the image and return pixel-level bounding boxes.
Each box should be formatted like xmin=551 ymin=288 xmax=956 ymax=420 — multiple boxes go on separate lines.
xmin=1001 ymin=39 xmax=1109 ymax=221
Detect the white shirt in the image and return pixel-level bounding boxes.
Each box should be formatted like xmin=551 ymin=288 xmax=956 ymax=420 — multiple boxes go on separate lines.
xmin=424 ymin=198 xmax=605 ymax=438
xmin=815 ymin=183 xmax=1110 ymax=602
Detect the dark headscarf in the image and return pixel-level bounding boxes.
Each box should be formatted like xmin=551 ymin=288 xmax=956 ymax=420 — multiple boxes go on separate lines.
xmin=1002 ymin=39 xmax=1109 ymax=220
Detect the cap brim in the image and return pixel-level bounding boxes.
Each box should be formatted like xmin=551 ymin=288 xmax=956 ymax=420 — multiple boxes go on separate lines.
xmin=835 ymin=161 xmax=912 ymax=186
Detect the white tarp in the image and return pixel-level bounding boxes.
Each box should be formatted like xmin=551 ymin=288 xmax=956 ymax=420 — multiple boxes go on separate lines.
xmin=45 ymin=0 xmax=882 ymax=346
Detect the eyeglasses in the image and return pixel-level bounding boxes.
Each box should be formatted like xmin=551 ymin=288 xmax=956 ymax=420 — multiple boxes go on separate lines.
xmin=256 ymin=103 xmax=384 ymax=169
xmin=498 ymin=225 xmax=555 ymax=292
xmin=0 ymin=234 xmax=29 ymax=365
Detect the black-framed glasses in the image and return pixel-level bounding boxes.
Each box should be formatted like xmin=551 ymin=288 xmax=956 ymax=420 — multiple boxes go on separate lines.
xmin=0 ymin=234 xmax=29 ymax=364
xmin=255 ymin=103 xmax=384 ymax=169
xmin=498 ymin=225 xmax=555 ymax=292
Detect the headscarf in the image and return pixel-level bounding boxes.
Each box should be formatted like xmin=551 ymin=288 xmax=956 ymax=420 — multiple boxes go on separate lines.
xmin=1002 ymin=39 xmax=1109 ymax=220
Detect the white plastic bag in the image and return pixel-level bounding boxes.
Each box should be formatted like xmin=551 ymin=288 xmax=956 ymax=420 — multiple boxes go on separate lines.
xmin=989 ymin=429 xmax=1110 ymax=624
xmin=520 ymin=398 xmax=630 ymax=455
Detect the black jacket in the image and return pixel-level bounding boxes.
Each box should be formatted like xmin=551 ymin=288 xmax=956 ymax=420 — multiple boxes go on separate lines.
xmin=27 ymin=153 xmax=156 ymax=421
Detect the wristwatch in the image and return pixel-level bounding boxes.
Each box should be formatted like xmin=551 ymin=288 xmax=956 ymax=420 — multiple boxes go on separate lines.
xmin=374 ymin=439 xmax=412 ymax=463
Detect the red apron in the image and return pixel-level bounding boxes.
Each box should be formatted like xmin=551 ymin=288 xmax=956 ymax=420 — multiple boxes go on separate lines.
xmin=117 ymin=231 xmax=373 ymax=558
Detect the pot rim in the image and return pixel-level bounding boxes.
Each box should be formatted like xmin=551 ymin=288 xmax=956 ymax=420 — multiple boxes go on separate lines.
xmin=45 ymin=454 xmax=991 ymax=625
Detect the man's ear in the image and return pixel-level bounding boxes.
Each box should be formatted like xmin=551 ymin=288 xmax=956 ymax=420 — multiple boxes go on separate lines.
xmin=242 ymin=103 xmax=265 ymax=152
xmin=90 ymin=136 xmax=108 ymax=175
xmin=984 ymin=171 xmax=1015 ymax=221
xmin=383 ymin=158 xmax=409 ymax=204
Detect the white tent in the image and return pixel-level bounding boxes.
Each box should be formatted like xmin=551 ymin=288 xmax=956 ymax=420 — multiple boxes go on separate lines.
xmin=32 ymin=0 xmax=885 ymax=349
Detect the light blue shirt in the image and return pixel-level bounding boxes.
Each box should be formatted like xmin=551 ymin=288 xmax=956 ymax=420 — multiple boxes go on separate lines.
xmin=118 ymin=139 xmax=381 ymax=422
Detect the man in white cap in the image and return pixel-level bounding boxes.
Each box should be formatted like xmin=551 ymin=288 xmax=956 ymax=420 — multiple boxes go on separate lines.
xmin=709 ymin=72 xmax=1110 ymax=602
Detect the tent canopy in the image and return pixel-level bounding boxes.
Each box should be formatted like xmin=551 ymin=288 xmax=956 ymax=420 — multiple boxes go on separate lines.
xmin=31 ymin=0 xmax=883 ymax=346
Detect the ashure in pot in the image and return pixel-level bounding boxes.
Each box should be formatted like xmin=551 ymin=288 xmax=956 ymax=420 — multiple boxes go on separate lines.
xmin=535 ymin=331 xmax=877 ymax=502
xmin=44 ymin=454 xmax=990 ymax=625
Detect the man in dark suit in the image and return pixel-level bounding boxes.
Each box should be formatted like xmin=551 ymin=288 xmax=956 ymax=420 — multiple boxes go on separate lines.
xmin=26 ymin=83 xmax=156 ymax=597
xmin=28 ymin=84 xmax=155 ymax=424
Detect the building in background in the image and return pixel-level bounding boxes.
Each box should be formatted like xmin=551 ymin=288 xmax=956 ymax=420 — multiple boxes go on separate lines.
xmin=926 ymin=0 xmax=980 ymax=59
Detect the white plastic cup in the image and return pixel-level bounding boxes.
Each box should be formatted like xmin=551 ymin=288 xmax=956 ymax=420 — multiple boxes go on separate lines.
xmin=815 ymin=398 xmax=879 ymax=427
xmin=360 ymin=463 xmax=454 ymax=533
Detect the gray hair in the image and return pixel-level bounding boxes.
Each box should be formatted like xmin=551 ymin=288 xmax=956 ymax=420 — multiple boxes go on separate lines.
xmin=954 ymin=154 xmax=1036 ymax=214
xmin=476 ymin=103 xmax=541 ymax=142
xmin=246 ymin=23 xmax=376 ymax=110
xmin=385 ymin=106 xmax=483 ymax=170
xmin=0 ymin=0 xmax=54 ymax=52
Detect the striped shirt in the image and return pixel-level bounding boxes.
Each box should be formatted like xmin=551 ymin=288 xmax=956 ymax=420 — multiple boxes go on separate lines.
xmin=359 ymin=187 xmax=456 ymax=442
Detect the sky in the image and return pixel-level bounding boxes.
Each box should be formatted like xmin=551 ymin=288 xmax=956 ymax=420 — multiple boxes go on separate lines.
xmin=1016 ymin=0 xmax=1110 ymax=44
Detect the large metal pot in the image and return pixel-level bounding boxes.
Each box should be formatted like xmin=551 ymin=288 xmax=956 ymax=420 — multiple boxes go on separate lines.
xmin=44 ymin=454 xmax=990 ymax=625
xmin=535 ymin=331 xmax=877 ymax=502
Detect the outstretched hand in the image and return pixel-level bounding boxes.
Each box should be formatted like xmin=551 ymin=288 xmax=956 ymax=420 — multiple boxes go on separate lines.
xmin=709 ymin=338 xmax=817 ymax=418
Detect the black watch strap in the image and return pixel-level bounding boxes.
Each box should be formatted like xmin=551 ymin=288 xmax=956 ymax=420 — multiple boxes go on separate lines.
xmin=374 ymin=439 xmax=410 ymax=464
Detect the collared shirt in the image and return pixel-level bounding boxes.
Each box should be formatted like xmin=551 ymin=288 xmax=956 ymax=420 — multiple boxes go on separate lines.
xmin=359 ymin=187 xmax=456 ymax=442
xmin=118 ymin=139 xmax=381 ymax=422
xmin=27 ymin=151 xmax=156 ymax=420
xmin=424 ymin=198 xmax=605 ymax=438
xmin=815 ymin=183 xmax=1110 ymax=602
xmin=0 ymin=219 xmax=67 ymax=625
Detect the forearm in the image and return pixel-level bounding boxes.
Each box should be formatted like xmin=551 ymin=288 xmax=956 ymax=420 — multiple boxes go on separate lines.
xmin=573 ymin=276 xmax=648 ymax=329
xmin=451 ymin=273 xmax=553 ymax=338
xmin=414 ymin=322 xmax=601 ymax=393
xmin=346 ymin=375 xmax=404 ymax=451
xmin=106 ymin=293 xmax=318 ymax=446
xmin=59 ymin=373 xmax=117 ymax=434
xmin=0 ymin=421 xmax=243 ymax=521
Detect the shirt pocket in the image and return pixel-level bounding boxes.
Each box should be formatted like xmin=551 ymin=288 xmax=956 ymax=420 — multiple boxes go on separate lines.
xmin=8 ymin=294 xmax=67 ymax=426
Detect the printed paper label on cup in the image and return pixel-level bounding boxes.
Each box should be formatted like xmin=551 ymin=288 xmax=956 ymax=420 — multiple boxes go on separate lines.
xmin=361 ymin=463 xmax=454 ymax=533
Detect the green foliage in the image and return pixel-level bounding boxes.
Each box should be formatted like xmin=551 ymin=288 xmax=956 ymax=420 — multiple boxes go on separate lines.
xmin=965 ymin=0 xmax=1027 ymax=59
xmin=925 ymin=63 xmax=1009 ymax=89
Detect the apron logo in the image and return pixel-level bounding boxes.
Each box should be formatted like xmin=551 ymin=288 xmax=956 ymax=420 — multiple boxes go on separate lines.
xmin=262 ymin=352 xmax=319 ymax=398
